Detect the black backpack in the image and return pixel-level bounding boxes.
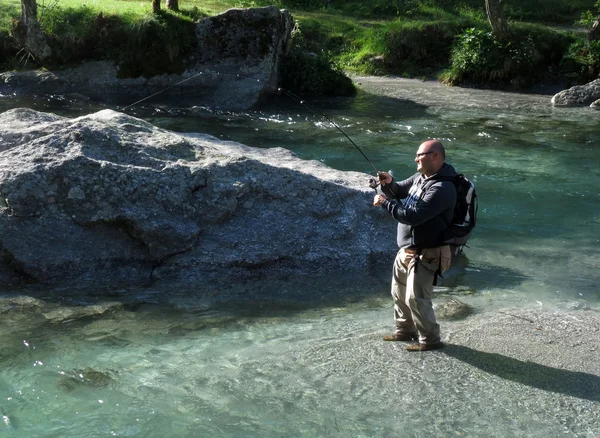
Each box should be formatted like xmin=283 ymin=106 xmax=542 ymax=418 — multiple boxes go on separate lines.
xmin=427 ymin=174 xmax=478 ymax=255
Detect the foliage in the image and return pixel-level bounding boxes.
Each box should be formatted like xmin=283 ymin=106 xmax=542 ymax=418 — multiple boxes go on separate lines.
xmin=501 ymin=0 xmax=594 ymax=23
xmin=568 ymin=0 xmax=600 ymax=82
xmin=575 ymin=0 xmax=600 ymax=28
xmin=563 ymin=39 xmax=600 ymax=82
xmin=39 ymin=4 xmax=102 ymax=63
xmin=20 ymin=3 xmax=198 ymax=76
xmin=0 ymin=0 xmax=597 ymax=89
xmin=117 ymin=13 xmax=198 ymax=78
xmin=228 ymin=0 xmax=595 ymax=22
xmin=279 ymin=21 xmax=355 ymax=96
xmin=382 ymin=20 xmax=470 ymax=74
xmin=441 ymin=25 xmax=572 ymax=87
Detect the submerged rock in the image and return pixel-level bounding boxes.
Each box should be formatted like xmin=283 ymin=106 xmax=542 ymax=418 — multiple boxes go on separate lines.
xmin=0 ymin=295 xmax=44 ymax=313
xmin=434 ymin=298 xmax=473 ymax=320
xmin=57 ymin=368 xmax=115 ymax=392
xmin=42 ymin=302 xmax=124 ymax=323
xmin=0 ymin=108 xmax=395 ymax=287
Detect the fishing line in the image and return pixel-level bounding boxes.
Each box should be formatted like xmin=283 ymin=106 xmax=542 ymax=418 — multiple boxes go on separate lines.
xmin=121 ymin=70 xmax=210 ymax=111
xmin=119 ymin=70 xmax=380 ymax=175
xmin=276 ymin=87 xmax=379 ymax=174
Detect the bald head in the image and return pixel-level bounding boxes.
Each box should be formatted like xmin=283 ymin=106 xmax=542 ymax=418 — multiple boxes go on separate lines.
xmin=420 ymin=140 xmax=445 ymax=160
xmin=415 ymin=139 xmax=446 ymax=176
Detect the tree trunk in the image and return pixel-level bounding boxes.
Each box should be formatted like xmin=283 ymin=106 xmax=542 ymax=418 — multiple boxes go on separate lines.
xmin=152 ymin=0 xmax=160 ymax=13
xmin=166 ymin=0 xmax=179 ymax=11
xmin=485 ymin=0 xmax=511 ymax=40
xmin=589 ymin=17 xmax=600 ymax=41
xmin=13 ymin=0 xmax=52 ymax=63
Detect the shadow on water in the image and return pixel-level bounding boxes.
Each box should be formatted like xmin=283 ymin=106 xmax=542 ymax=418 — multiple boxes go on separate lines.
xmin=0 ymin=256 xmax=533 ymax=345
xmin=0 ymin=271 xmax=394 ymax=330
xmin=277 ymin=88 xmax=430 ymax=119
xmin=440 ymin=253 xmax=528 ymax=292
xmin=443 ymin=344 xmax=600 ymax=403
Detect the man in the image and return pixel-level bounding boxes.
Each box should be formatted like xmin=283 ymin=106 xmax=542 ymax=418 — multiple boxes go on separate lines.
xmin=373 ymin=139 xmax=456 ymax=351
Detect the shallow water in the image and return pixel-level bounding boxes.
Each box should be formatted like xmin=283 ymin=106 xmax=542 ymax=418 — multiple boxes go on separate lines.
xmin=1 ymin=77 xmax=599 ymax=436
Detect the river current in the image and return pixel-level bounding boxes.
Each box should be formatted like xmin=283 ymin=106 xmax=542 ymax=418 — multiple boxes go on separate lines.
xmin=0 ymin=77 xmax=599 ymax=437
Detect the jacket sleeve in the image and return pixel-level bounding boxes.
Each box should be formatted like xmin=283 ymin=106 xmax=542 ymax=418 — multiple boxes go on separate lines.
xmin=380 ymin=174 xmax=415 ymax=200
xmin=381 ymin=181 xmax=456 ymax=226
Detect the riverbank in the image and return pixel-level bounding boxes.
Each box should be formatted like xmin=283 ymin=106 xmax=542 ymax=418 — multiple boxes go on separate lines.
xmin=1 ymin=1 xmax=598 ymax=98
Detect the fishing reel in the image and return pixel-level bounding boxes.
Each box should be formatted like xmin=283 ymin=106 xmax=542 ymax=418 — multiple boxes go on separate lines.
xmin=368 ymin=170 xmax=393 ymax=190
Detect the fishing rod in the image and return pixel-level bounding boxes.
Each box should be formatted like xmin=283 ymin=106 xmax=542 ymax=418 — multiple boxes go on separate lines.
xmin=275 ymin=87 xmax=379 ymax=175
xmin=119 ymin=70 xmax=382 ymax=180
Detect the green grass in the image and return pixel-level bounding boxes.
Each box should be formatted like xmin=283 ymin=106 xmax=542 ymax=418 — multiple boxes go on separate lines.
xmin=0 ymin=0 xmax=597 ymax=92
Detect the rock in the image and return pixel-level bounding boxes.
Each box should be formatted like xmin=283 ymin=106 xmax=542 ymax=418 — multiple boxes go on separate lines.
xmin=0 ymin=7 xmax=294 ymax=110
xmin=0 ymin=295 xmax=44 ymax=313
xmin=551 ymin=79 xmax=600 ymax=107
xmin=194 ymin=6 xmax=294 ymax=108
xmin=42 ymin=301 xmax=124 ymax=323
xmin=591 ymin=98 xmax=600 ymax=108
xmin=434 ymin=298 xmax=473 ymax=320
xmin=0 ymin=108 xmax=396 ymax=287
xmin=57 ymin=368 xmax=115 ymax=392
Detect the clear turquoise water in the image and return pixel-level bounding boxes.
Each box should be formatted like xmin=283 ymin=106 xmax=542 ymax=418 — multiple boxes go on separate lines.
xmin=1 ymin=78 xmax=599 ymax=436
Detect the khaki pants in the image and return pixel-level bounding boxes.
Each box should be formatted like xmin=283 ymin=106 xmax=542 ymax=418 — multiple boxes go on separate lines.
xmin=391 ymin=246 xmax=451 ymax=345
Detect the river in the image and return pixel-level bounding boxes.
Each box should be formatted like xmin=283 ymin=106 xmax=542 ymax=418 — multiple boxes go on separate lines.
xmin=0 ymin=77 xmax=599 ymax=437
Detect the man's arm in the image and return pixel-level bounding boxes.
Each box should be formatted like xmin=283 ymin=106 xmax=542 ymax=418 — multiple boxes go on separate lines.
xmin=379 ymin=172 xmax=416 ymax=200
xmin=380 ymin=181 xmax=456 ymax=226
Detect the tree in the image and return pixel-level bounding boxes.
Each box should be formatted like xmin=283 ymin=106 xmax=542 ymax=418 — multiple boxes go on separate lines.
xmin=152 ymin=0 xmax=160 ymax=13
xmin=13 ymin=0 xmax=52 ymax=63
xmin=166 ymin=0 xmax=179 ymax=11
xmin=589 ymin=17 xmax=600 ymax=41
xmin=485 ymin=0 xmax=511 ymax=40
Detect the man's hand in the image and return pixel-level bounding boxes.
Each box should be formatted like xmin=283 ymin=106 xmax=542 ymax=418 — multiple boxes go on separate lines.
xmin=373 ymin=194 xmax=387 ymax=207
xmin=377 ymin=171 xmax=393 ymax=186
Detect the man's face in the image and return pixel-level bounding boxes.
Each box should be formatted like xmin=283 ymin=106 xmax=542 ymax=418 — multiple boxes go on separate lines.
xmin=414 ymin=145 xmax=436 ymax=175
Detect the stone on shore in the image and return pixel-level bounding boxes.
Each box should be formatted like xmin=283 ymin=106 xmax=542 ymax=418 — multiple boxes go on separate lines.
xmin=551 ymin=79 xmax=600 ymax=107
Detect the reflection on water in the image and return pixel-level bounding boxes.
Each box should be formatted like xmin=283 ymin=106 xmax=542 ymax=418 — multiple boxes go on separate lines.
xmin=1 ymin=77 xmax=599 ymax=436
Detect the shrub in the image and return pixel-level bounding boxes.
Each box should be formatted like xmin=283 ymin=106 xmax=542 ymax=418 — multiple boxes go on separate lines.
xmin=383 ymin=21 xmax=465 ymax=74
xmin=563 ymin=39 xmax=600 ymax=83
xmin=0 ymin=30 xmax=18 ymax=69
xmin=279 ymin=22 xmax=355 ymax=96
xmin=441 ymin=26 xmax=570 ymax=87
xmin=38 ymin=5 xmax=198 ymax=77
xmin=116 ymin=13 xmax=197 ymax=78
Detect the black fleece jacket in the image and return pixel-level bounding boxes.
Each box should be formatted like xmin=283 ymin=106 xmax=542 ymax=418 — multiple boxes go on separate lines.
xmin=380 ymin=163 xmax=457 ymax=249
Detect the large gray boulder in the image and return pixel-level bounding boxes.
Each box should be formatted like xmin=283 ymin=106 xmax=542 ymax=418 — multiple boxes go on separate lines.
xmin=551 ymin=79 xmax=600 ymax=107
xmin=0 ymin=108 xmax=395 ymax=287
xmin=0 ymin=7 xmax=294 ymax=110
xmin=193 ymin=6 xmax=294 ymax=108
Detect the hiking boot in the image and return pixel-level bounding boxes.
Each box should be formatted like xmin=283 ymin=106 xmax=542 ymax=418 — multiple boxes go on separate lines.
xmin=383 ymin=333 xmax=417 ymax=342
xmin=406 ymin=342 xmax=444 ymax=352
